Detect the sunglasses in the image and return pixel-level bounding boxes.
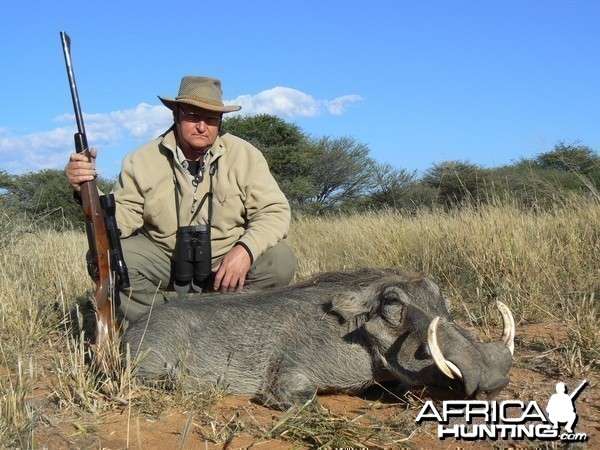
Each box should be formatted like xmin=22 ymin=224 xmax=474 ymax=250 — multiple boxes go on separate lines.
xmin=178 ymin=108 xmax=222 ymax=126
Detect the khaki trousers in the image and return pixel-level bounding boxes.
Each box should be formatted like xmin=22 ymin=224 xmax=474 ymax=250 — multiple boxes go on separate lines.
xmin=118 ymin=233 xmax=297 ymax=323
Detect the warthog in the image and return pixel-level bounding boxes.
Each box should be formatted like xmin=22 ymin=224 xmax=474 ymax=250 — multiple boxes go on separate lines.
xmin=122 ymin=268 xmax=515 ymax=408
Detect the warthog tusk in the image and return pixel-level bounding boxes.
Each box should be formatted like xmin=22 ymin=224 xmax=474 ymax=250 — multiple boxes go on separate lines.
xmin=428 ymin=317 xmax=464 ymax=380
xmin=496 ymin=301 xmax=515 ymax=355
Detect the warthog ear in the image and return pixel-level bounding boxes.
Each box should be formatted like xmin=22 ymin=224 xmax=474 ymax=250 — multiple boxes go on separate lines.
xmin=381 ymin=286 xmax=412 ymax=305
xmin=331 ymin=292 xmax=378 ymax=321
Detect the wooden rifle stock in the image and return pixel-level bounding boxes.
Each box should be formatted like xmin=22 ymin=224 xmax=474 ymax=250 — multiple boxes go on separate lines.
xmin=80 ymin=157 xmax=115 ymax=346
xmin=60 ymin=32 xmax=115 ymax=347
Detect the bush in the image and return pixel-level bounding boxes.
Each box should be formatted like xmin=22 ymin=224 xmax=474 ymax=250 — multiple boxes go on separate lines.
xmin=0 ymin=169 xmax=115 ymax=231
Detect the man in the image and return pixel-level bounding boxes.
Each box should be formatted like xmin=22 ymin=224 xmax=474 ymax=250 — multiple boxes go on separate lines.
xmin=66 ymin=76 xmax=297 ymax=322
xmin=546 ymin=382 xmax=578 ymax=433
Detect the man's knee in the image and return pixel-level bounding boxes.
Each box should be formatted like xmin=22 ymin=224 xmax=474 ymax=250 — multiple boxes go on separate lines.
xmin=269 ymin=242 xmax=297 ymax=286
xmin=248 ymin=242 xmax=297 ymax=288
xmin=119 ymin=234 xmax=172 ymax=322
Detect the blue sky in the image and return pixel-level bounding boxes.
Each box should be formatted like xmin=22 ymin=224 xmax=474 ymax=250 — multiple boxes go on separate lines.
xmin=1 ymin=0 xmax=598 ymax=178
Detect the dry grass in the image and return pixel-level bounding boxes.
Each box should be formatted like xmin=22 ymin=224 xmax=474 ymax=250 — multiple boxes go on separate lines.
xmin=290 ymin=195 xmax=599 ymax=326
xmin=0 ymin=195 xmax=598 ymax=448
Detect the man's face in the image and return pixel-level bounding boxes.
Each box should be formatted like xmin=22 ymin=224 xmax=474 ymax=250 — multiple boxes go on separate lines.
xmin=175 ymin=104 xmax=222 ymax=157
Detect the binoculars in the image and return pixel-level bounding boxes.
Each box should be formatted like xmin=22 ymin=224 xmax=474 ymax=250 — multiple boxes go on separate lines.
xmin=173 ymin=224 xmax=212 ymax=293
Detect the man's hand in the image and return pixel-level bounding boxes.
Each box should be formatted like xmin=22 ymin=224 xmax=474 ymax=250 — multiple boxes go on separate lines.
xmin=212 ymin=245 xmax=252 ymax=291
xmin=65 ymin=147 xmax=98 ymax=192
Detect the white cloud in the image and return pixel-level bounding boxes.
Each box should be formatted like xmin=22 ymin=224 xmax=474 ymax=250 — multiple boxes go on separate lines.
xmin=228 ymin=87 xmax=363 ymax=118
xmin=105 ymin=103 xmax=172 ymax=140
xmin=229 ymin=87 xmax=320 ymax=118
xmin=0 ymin=104 xmax=173 ymax=173
xmin=61 ymin=103 xmax=172 ymax=145
xmin=325 ymin=94 xmax=364 ymax=115
xmin=1 ymin=87 xmax=361 ymax=173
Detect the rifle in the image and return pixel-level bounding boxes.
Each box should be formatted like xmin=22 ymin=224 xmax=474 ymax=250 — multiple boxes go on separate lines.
xmin=569 ymin=379 xmax=588 ymax=401
xmin=60 ymin=31 xmax=129 ymax=348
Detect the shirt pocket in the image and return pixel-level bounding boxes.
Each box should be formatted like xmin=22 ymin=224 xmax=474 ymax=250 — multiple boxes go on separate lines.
xmin=143 ymin=189 xmax=174 ymax=228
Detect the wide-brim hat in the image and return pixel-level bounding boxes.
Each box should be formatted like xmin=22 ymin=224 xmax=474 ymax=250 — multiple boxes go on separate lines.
xmin=158 ymin=76 xmax=242 ymax=113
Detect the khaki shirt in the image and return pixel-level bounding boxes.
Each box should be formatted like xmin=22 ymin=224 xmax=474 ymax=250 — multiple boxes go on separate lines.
xmin=112 ymin=127 xmax=291 ymax=262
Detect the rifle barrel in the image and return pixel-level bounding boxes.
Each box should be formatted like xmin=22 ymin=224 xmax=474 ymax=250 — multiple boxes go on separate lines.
xmin=60 ymin=31 xmax=86 ymax=138
xmin=569 ymin=379 xmax=588 ymax=400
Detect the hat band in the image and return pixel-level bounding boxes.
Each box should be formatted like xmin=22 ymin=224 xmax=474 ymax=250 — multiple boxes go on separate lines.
xmin=176 ymin=95 xmax=224 ymax=107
